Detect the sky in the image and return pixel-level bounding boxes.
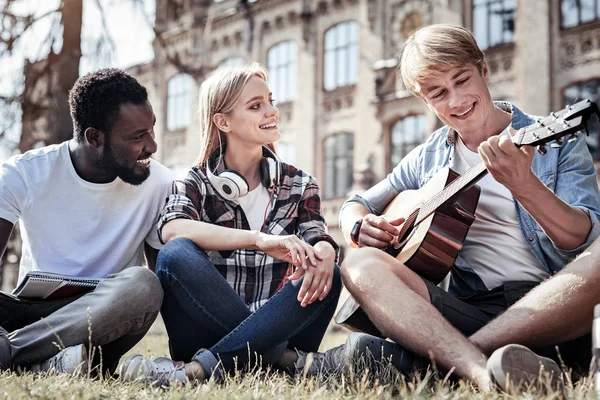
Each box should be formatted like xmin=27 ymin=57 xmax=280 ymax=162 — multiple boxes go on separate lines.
xmin=0 ymin=0 xmax=156 ymax=161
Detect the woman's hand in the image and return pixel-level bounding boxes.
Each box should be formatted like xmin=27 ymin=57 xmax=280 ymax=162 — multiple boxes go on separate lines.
xmin=254 ymin=232 xmax=322 ymax=270
xmin=289 ymin=240 xmax=336 ymax=307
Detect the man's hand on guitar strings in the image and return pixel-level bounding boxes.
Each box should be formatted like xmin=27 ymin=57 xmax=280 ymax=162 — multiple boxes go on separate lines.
xmin=358 ymin=214 xmax=405 ymax=249
xmin=478 ymin=134 xmax=537 ymax=194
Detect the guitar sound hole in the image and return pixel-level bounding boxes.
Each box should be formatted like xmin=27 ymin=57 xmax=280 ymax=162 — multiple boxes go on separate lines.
xmin=384 ymin=223 xmax=415 ymax=257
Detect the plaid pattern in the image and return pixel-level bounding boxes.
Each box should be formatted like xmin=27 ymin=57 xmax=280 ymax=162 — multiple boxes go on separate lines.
xmin=158 ymin=161 xmax=339 ymax=312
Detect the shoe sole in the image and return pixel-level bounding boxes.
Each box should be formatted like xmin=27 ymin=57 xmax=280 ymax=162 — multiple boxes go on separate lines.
xmin=345 ymin=333 xmax=412 ymax=373
xmin=488 ymin=344 xmax=563 ymax=394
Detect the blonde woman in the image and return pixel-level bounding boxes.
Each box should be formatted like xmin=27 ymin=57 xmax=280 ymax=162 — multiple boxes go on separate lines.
xmin=119 ymin=64 xmax=342 ymax=384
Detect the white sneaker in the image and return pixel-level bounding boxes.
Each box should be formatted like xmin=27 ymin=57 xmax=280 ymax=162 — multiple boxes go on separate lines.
xmin=487 ymin=344 xmax=564 ymax=394
xmin=28 ymin=344 xmax=88 ymax=376
xmin=119 ymin=354 xmax=188 ymax=386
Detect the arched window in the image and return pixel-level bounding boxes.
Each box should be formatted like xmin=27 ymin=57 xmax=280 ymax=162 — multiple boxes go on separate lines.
xmin=561 ymin=0 xmax=600 ymax=28
xmin=472 ymin=0 xmax=515 ymax=50
xmin=324 ymin=21 xmax=359 ymax=91
xmin=167 ymin=74 xmax=192 ymax=131
xmin=324 ymin=133 xmax=354 ymax=198
xmin=390 ymin=115 xmax=425 ymax=166
xmin=564 ymin=79 xmax=600 ymax=159
xmin=268 ymin=41 xmax=297 ymax=103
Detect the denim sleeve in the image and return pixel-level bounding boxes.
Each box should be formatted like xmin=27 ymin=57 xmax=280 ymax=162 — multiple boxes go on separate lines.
xmin=340 ymin=144 xmax=424 ymax=217
xmin=551 ymin=134 xmax=600 ymax=259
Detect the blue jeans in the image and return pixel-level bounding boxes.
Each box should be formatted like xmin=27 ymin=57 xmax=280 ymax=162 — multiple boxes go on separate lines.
xmin=156 ymin=238 xmax=342 ymax=378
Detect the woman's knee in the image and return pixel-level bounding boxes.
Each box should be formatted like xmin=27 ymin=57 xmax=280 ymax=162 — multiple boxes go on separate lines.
xmin=156 ymin=238 xmax=212 ymax=278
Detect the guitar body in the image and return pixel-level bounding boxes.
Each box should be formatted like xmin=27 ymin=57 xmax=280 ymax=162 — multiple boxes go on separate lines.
xmin=385 ymin=167 xmax=481 ymax=284
xmin=335 ymin=167 xmax=480 ymax=335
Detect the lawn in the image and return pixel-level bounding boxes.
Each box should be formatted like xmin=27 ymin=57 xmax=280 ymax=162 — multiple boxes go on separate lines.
xmin=0 ymin=319 xmax=595 ymax=399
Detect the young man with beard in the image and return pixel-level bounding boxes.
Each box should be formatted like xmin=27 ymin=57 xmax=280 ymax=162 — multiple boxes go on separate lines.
xmin=0 ymin=68 xmax=173 ymax=376
xmin=329 ymin=24 xmax=600 ymax=392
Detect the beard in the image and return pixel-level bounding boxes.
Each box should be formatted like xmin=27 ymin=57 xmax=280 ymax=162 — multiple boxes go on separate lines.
xmin=94 ymin=139 xmax=151 ymax=186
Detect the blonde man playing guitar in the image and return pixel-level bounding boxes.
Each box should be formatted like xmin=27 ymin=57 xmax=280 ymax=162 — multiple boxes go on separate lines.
xmin=330 ymin=24 xmax=600 ymax=392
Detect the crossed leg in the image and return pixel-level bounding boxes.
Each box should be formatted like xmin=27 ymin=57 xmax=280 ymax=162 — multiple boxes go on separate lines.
xmin=470 ymin=238 xmax=600 ymax=357
xmin=341 ymin=239 xmax=600 ymax=389
xmin=341 ymin=247 xmax=491 ymax=389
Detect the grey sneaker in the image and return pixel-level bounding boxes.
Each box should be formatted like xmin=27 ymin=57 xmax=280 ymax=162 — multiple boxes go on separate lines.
xmin=0 ymin=326 xmax=10 ymax=370
xmin=119 ymin=354 xmax=188 ymax=386
xmin=298 ymin=332 xmax=414 ymax=377
xmin=487 ymin=344 xmax=564 ymax=394
xmin=28 ymin=344 xmax=88 ymax=376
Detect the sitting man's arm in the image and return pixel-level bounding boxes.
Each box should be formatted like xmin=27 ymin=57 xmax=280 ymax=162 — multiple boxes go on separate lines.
xmin=0 ymin=218 xmax=14 ymax=260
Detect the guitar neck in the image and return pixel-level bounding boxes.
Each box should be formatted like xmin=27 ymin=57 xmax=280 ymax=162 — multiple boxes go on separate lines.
xmin=416 ymin=162 xmax=488 ymax=224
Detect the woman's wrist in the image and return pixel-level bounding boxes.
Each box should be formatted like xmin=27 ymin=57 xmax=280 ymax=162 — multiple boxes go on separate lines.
xmin=248 ymin=230 xmax=263 ymax=250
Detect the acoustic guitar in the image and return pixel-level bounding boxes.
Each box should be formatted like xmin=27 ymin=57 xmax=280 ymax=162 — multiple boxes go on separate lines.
xmin=335 ymin=99 xmax=600 ymax=336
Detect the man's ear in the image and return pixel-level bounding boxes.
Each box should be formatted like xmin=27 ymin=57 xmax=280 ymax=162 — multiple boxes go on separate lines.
xmin=481 ymin=60 xmax=489 ymax=82
xmin=213 ymin=113 xmax=230 ymax=133
xmin=84 ymin=127 xmax=105 ymax=149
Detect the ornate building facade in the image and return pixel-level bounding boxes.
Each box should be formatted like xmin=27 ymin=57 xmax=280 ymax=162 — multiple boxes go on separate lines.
xmin=128 ymin=0 xmax=600 ymax=258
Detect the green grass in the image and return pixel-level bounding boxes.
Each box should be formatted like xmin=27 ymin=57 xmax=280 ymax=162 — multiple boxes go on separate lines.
xmin=0 ymin=323 xmax=596 ymax=399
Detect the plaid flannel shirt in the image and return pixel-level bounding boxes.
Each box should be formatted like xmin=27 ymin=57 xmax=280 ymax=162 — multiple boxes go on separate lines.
xmin=158 ymin=161 xmax=339 ymax=312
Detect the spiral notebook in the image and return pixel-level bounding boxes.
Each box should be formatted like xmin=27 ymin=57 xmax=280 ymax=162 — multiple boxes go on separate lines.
xmin=12 ymin=271 xmax=101 ymax=300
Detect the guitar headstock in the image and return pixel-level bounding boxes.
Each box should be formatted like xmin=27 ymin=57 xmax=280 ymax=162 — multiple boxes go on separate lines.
xmin=512 ymin=99 xmax=600 ymax=154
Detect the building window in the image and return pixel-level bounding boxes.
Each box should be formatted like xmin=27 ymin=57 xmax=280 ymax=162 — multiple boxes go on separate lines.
xmin=324 ymin=21 xmax=359 ymax=91
xmin=276 ymin=140 xmax=295 ymax=165
xmin=472 ymin=0 xmax=515 ymax=50
xmin=268 ymin=41 xmax=297 ymax=104
xmin=324 ymin=133 xmax=354 ymax=198
xmin=218 ymin=57 xmax=244 ymax=69
xmin=564 ymin=79 xmax=600 ymax=160
xmin=390 ymin=115 xmax=425 ymax=167
xmin=167 ymin=74 xmax=192 ymax=131
xmin=561 ymin=0 xmax=600 ymax=28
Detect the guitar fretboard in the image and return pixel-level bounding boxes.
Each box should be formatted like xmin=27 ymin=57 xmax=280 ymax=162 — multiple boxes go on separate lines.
xmin=417 ymin=162 xmax=488 ymax=223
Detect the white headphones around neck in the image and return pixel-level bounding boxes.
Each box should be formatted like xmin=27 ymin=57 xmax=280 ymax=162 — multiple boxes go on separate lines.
xmin=206 ymin=146 xmax=281 ymax=201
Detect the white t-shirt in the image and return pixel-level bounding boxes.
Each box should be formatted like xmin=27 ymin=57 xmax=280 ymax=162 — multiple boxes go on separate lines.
xmin=0 ymin=141 xmax=175 ymax=285
xmin=452 ymin=130 xmax=550 ymax=289
xmin=237 ymin=184 xmax=271 ymax=231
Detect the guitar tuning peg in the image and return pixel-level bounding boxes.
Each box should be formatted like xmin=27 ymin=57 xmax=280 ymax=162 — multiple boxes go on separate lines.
xmin=550 ymin=138 xmax=564 ymax=148
xmin=537 ymin=145 xmax=547 ymax=155
xmin=568 ymin=134 xmax=578 ymax=143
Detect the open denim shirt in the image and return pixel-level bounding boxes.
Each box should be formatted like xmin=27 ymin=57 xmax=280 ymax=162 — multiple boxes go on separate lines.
xmin=342 ymin=102 xmax=600 ymax=298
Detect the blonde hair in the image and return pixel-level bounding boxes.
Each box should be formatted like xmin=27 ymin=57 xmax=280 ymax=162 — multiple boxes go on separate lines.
xmin=196 ymin=62 xmax=276 ymax=166
xmin=399 ymin=24 xmax=485 ymax=96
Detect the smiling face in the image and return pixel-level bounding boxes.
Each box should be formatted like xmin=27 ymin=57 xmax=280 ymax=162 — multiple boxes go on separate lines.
xmin=419 ymin=62 xmax=496 ymax=137
xmin=219 ymin=76 xmax=280 ymax=148
xmin=95 ymin=101 xmax=157 ymax=185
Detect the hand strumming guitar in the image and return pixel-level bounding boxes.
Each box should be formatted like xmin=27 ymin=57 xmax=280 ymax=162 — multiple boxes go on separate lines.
xmin=357 ymin=214 xmax=405 ymax=249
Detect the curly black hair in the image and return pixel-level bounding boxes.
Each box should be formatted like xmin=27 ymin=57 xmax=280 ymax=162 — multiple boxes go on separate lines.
xmin=68 ymin=68 xmax=148 ymax=142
